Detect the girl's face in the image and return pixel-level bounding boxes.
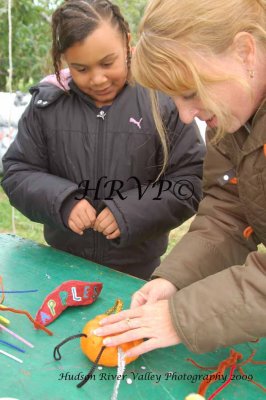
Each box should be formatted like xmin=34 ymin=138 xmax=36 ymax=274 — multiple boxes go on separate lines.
xmin=172 ymin=51 xmax=262 ymax=133
xmin=63 ymin=22 xmax=129 ymax=107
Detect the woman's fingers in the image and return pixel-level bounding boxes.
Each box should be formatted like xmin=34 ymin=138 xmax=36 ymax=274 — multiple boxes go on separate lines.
xmin=124 ymin=338 xmax=159 ymax=358
xmin=130 ymin=291 xmax=148 ymax=308
xmin=98 ymin=309 xmax=140 ymax=327
xmin=102 ymin=326 xmax=149 ymax=347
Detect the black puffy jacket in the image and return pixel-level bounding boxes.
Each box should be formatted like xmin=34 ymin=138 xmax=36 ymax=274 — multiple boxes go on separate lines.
xmin=2 ymin=80 xmax=205 ymax=279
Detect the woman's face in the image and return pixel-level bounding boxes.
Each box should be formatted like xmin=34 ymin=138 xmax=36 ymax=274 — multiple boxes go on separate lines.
xmin=63 ymin=22 xmax=129 ymax=107
xmin=172 ymin=52 xmax=261 ymax=133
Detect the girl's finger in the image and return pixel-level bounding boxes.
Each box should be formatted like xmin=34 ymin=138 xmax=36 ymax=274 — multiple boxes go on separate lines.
xmin=102 ymin=222 xmax=117 ymax=235
xmin=68 ymin=220 xmax=83 ymax=235
xmin=106 ymin=229 xmax=120 ymax=239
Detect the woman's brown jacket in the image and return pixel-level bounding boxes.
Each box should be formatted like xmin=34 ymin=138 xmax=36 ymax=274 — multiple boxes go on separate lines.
xmin=154 ymin=98 xmax=266 ymax=353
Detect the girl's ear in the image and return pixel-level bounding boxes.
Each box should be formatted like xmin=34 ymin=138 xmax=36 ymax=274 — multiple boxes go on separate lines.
xmin=232 ymin=31 xmax=256 ymax=69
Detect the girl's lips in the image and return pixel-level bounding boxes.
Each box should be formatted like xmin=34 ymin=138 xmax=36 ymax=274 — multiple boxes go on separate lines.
xmin=94 ymin=87 xmax=112 ymax=95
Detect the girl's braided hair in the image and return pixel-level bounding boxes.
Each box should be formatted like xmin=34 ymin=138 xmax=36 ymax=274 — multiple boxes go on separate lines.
xmin=51 ymin=0 xmax=131 ymax=87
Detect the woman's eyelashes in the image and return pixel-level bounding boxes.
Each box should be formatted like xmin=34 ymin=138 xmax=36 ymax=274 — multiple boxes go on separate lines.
xmin=182 ymin=91 xmax=198 ymax=100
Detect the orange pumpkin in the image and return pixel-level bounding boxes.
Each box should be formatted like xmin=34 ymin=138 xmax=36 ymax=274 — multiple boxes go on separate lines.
xmin=80 ymin=300 xmax=143 ymax=367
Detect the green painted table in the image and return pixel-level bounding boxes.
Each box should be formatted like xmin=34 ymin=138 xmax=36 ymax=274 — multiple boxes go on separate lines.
xmin=0 ymin=234 xmax=265 ymax=400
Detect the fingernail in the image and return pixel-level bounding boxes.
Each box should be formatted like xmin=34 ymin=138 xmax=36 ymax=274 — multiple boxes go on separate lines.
xmin=103 ymin=337 xmax=112 ymax=346
xmin=93 ymin=328 xmax=102 ymax=336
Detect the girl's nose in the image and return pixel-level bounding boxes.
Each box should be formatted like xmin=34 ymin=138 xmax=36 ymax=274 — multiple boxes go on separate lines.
xmin=90 ymin=71 xmax=108 ymax=86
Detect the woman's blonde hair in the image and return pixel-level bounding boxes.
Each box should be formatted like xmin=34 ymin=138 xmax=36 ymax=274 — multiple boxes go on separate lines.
xmin=132 ymin=0 xmax=266 ymax=171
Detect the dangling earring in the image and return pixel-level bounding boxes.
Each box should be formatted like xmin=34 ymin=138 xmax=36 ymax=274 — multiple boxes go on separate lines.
xmin=248 ymin=69 xmax=255 ymax=79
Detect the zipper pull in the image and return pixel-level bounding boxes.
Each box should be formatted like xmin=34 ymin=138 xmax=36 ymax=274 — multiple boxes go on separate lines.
xmin=96 ymin=110 xmax=106 ymax=120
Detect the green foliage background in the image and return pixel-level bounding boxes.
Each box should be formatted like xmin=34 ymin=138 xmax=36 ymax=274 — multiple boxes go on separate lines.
xmin=0 ymin=0 xmax=147 ymax=92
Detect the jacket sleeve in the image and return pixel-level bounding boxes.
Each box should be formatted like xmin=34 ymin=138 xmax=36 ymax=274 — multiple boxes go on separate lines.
xmin=169 ymin=251 xmax=266 ymax=353
xmin=152 ymin=130 xmax=263 ymax=353
xmin=153 ymin=129 xmax=258 ymax=287
xmin=101 ymin=106 xmax=205 ymax=248
xmin=1 ymin=99 xmax=79 ymax=229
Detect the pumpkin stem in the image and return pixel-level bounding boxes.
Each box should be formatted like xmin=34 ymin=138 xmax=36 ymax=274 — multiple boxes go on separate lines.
xmin=77 ymin=345 xmax=106 ymax=388
xmin=105 ymin=299 xmax=123 ymax=315
xmin=53 ymin=333 xmax=87 ymax=360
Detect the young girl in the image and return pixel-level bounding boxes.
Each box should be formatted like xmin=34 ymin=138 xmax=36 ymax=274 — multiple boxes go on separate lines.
xmin=93 ymin=0 xmax=266 ymax=355
xmin=1 ymin=0 xmax=204 ymax=280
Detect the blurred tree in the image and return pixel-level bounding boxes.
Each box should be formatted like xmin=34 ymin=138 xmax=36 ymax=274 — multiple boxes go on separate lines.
xmin=114 ymin=0 xmax=147 ymax=41
xmin=0 ymin=0 xmax=146 ymax=92
xmin=0 ymin=0 xmax=61 ymax=91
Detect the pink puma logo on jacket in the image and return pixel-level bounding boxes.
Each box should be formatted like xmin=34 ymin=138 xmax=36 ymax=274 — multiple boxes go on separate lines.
xmin=129 ymin=117 xmax=143 ymax=129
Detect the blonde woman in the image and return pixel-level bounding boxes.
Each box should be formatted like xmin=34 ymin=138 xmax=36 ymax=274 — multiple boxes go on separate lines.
xmin=93 ymin=0 xmax=266 ymax=356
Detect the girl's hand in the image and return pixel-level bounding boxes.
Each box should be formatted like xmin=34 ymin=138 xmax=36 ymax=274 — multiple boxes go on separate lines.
xmin=93 ymin=300 xmax=181 ymax=358
xmin=68 ymin=199 xmax=96 ymax=235
xmin=94 ymin=207 xmax=121 ymax=239
xmin=131 ymin=278 xmax=177 ymax=308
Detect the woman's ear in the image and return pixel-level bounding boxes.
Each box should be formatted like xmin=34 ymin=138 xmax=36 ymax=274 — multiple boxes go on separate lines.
xmin=233 ymin=31 xmax=256 ymax=69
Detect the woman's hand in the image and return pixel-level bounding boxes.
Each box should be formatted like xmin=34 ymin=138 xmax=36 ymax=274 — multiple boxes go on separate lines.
xmin=93 ymin=300 xmax=181 ymax=358
xmin=131 ymin=278 xmax=177 ymax=308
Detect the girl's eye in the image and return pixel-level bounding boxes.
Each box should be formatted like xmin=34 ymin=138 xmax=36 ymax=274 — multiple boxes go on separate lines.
xmin=75 ymin=68 xmax=87 ymax=73
xmin=102 ymin=62 xmax=113 ymax=68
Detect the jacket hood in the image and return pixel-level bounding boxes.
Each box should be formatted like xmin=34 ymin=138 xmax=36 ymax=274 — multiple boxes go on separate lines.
xmin=40 ymin=68 xmax=71 ymax=90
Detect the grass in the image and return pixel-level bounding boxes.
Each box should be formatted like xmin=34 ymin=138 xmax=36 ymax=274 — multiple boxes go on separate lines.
xmin=0 ymin=185 xmax=264 ymax=257
xmin=0 ymin=186 xmax=46 ymax=245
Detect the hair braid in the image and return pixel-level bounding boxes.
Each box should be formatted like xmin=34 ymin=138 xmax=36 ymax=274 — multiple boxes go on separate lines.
xmin=107 ymin=1 xmax=131 ymax=70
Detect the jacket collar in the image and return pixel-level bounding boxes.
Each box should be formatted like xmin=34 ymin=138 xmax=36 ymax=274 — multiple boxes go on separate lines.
xmin=251 ymin=97 xmax=266 ymax=128
xmin=242 ymin=96 xmax=266 ymax=154
xmin=69 ymin=80 xmax=98 ymax=108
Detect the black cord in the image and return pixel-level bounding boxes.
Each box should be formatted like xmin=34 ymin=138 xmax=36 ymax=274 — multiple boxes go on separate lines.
xmin=77 ymin=346 xmax=106 ymax=388
xmin=53 ymin=333 xmax=87 ymax=360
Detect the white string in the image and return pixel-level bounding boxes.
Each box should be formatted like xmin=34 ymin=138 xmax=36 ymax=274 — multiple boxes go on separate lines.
xmin=7 ymin=0 xmax=16 ymax=234
xmin=110 ymin=347 xmax=126 ymax=400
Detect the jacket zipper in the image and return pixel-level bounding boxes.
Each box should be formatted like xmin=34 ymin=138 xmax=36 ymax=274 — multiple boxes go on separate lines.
xmin=94 ymin=109 xmax=107 ymax=264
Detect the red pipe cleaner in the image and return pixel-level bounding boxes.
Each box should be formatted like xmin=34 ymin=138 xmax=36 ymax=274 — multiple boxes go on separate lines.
xmin=0 ymin=306 xmax=53 ymax=336
xmin=208 ymin=365 xmax=236 ymax=400
xmin=187 ymin=348 xmax=266 ymax=396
